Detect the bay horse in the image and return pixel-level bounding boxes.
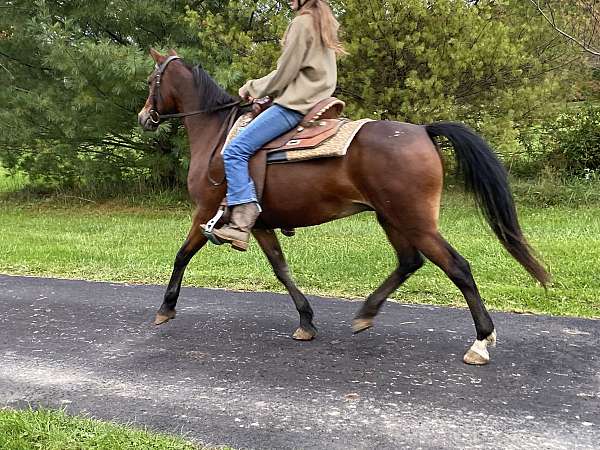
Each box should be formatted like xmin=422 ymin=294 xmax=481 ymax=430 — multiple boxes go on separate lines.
xmin=138 ymin=49 xmax=549 ymax=365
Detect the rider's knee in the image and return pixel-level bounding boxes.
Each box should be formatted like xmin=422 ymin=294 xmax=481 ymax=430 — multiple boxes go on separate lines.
xmin=223 ymin=143 xmax=249 ymax=164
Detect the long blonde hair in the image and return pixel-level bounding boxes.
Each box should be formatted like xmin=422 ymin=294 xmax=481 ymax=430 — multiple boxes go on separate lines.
xmin=293 ymin=0 xmax=348 ymax=56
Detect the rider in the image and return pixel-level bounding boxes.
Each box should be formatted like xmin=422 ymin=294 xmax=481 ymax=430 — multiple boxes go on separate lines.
xmin=206 ymin=0 xmax=346 ymax=251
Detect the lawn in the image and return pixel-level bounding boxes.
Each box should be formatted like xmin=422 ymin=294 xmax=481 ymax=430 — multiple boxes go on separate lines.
xmin=0 ymin=168 xmax=27 ymax=193
xmin=0 ymin=193 xmax=598 ymax=318
xmin=0 ymin=409 xmax=202 ymax=450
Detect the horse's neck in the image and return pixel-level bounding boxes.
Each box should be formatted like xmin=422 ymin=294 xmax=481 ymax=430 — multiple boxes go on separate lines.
xmin=185 ymin=114 xmax=224 ymax=161
xmin=184 ymin=108 xmax=246 ymax=166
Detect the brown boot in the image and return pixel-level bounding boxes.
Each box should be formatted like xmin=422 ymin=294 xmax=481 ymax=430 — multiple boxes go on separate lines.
xmin=212 ymin=202 xmax=260 ymax=251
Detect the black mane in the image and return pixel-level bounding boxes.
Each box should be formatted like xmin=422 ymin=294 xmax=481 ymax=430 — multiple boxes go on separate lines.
xmin=187 ymin=63 xmax=237 ymax=111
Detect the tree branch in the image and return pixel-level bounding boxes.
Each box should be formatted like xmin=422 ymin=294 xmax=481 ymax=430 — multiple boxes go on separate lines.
xmin=529 ymin=0 xmax=600 ymax=56
xmin=0 ymin=50 xmax=52 ymax=72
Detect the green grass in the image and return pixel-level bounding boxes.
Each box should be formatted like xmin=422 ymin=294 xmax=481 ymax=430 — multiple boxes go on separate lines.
xmin=0 ymin=409 xmax=202 ymax=450
xmin=0 ymin=168 xmax=28 ymax=193
xmin=0 ymin=193 xmax=598 ymax=318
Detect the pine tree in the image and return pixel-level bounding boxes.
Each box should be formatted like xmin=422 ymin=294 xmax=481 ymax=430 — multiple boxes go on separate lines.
xmin=0 ymin=0 xmax=587 ymax=189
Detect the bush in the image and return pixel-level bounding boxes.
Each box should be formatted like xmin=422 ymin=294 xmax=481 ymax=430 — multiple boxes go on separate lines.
xmin=510 ymin=169 xmax=600 ymax=207
xmin=547 ymin=103 xmax=600 ymax=175
xmin=510 ymin=125 xmax=553 ymax=178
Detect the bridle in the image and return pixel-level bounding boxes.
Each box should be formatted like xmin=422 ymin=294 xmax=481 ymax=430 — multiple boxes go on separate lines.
xmin=147 ymin=55 xmax=246 ymax=187
xmin=148 ymin=55 xmax=242 ymax=125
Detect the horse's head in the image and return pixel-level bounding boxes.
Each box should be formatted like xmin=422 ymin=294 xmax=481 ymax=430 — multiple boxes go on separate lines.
xmin=138 ymin=48 xmax=189 ymax=132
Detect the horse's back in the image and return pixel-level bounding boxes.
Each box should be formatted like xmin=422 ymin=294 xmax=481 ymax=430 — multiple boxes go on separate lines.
xmin=349 ymin=119 xmax=443 ymax=183
xmin=258 ymin=119 xmax=443 ymax=229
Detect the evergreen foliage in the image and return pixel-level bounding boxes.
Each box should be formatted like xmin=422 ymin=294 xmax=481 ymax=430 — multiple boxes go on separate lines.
xmin=0 ymin=0 xmax=589 ymax=189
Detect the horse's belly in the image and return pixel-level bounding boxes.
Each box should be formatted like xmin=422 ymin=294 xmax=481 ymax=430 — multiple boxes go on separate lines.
xmin=257 ymin=159 xmax=370 ymax=228
xmin=259 ymin=199 xmax=369 ymax=228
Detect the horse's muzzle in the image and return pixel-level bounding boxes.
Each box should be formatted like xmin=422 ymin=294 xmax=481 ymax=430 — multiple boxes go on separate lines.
xmin=138 ymin=110 xmax=159 ymax=132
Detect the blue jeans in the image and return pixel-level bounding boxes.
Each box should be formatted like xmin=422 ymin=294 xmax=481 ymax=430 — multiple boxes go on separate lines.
xmin=222 ymin=104 xmax=303 ymax=206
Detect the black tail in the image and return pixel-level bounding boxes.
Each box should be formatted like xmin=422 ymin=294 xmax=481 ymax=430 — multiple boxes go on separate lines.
xmin=425 ymin=122 xmax=550 ymax=287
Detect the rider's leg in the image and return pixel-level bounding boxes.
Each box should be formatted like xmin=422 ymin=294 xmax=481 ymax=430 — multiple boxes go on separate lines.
xmin=210 ymin=104 xmax=303 ymax=251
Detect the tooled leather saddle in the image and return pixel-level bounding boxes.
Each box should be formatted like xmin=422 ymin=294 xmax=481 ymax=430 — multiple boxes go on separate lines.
xmin=205 ymin=97 xmax=348 ymax=241
xmin=249 ymin=96 xmax=347 ymax=162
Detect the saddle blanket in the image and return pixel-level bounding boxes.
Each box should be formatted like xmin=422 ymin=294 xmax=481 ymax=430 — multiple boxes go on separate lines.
xmin=224 ymin=113 xmax=374 ymax=164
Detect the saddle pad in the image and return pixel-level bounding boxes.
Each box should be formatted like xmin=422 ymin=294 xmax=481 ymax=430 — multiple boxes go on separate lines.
xmin=267 ymin=118 xmax=373 ymax=163
xmin=223 ymin=112 xmax=253 ymax=147
xmin=224 ymin=113 xmax=374 ymax=164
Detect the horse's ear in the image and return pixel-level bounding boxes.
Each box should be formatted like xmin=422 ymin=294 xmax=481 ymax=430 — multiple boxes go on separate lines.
xmin=149 ymin=47 xmax=164 ymax=64
xmin=167 ymin=49 xmax=178 ymax=57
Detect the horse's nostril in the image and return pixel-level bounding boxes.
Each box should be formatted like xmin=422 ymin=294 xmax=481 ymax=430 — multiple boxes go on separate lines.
xmin=138 ymin=112 xmax=154 ymax=130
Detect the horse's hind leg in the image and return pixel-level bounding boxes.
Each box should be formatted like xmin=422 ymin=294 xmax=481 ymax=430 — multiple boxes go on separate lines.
xmin=353 ymin=217 xmax=424 ymax=333
xmin=413 ymin=231 xmax=496 ymax=365
xmin=252 ymin=229 xmax=317 ymax=341
xmin=155 ymin=210 xmax=208 ymax=325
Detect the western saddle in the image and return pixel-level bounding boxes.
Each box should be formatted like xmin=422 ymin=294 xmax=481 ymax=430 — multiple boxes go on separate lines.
xmin=249 ymin=96 xmax=346 ymax=153
xmin=203 ymin=97 xmax=348 ymax=242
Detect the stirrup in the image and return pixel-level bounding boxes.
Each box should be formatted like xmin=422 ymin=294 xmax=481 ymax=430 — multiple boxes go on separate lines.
xmin=201 ymin=207 xmax=226 ymax=245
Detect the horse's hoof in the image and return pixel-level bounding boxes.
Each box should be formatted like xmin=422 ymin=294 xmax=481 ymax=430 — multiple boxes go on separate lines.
xmin=463 ymin=329 xmax=496 ymax=365
xmin=463 ymin=348 xmax=490 ymax=365
xmin=293 ymin=327 xmax=316 ymax=341
xmin=352 ymin=318 xmax=373 ymax=334
xmin=154 ymin=310 xmax=176 ymax=326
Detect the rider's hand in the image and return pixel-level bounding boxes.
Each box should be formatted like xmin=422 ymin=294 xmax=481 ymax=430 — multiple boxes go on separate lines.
xmin=238 ymin=87 xmax=254 ymax=102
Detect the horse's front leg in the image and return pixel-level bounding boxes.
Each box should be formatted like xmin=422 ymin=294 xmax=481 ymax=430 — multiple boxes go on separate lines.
xmin=155 ymin=209 xmax=209 ymax=325
xmin=252 ymin=229 xmax=317 ymax=340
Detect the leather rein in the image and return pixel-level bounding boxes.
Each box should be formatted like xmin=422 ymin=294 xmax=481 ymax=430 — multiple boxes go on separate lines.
xmin=148 ymin=55 xmax=244 ymax=186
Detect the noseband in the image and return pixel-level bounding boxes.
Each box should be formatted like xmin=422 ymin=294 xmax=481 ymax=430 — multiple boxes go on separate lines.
xmin=148 ymin=55 xmax=241 ymax=124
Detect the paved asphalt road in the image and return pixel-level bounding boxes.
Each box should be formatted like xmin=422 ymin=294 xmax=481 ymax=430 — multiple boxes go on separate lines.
xmin=0 ymin=275 xmax=598 ymax=449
